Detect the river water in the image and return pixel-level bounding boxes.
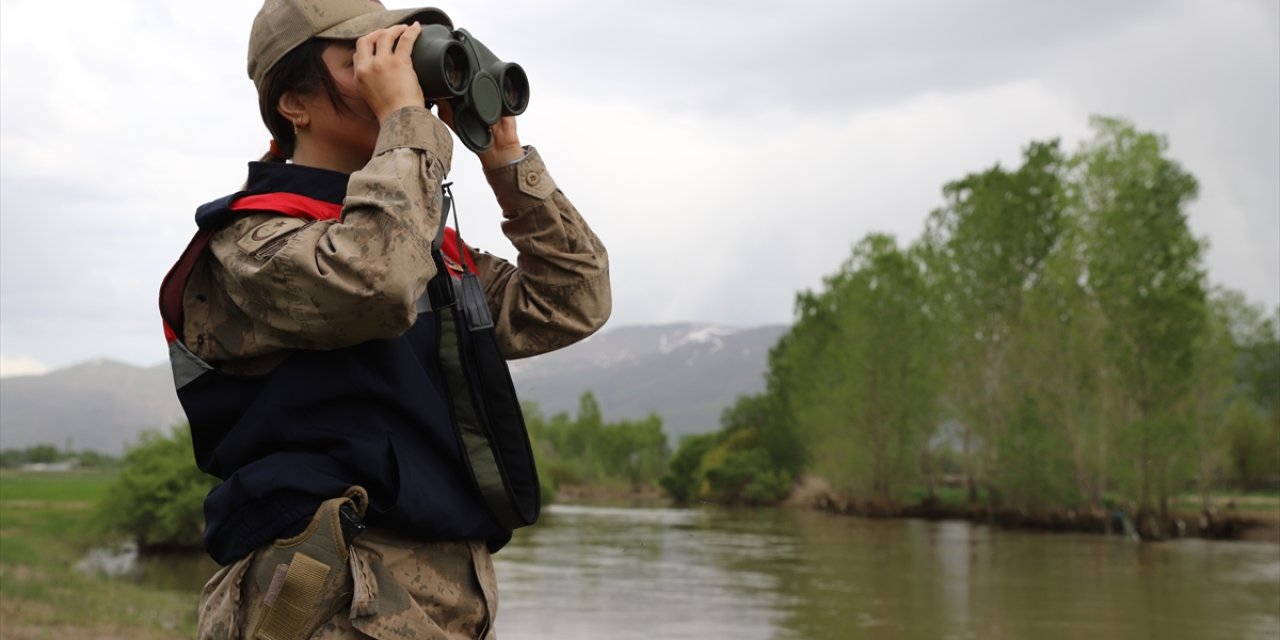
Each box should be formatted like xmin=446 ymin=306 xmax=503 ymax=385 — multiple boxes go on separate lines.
xmin=491 ymin=504 xmax=1280 ymax=640
xmin=117 ymin=504 xmax=1279 ymax=639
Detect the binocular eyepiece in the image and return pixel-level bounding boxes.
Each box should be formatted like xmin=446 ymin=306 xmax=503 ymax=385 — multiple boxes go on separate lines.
xmin=412 ymin=25 xmax=529 ymax=154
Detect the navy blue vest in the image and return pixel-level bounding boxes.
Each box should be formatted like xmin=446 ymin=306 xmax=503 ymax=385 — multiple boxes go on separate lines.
xmin=160 ymin=162 xmax=509 ymax=565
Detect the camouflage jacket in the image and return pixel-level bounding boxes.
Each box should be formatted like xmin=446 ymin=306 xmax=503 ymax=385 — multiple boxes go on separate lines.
xmin=181 ymin=106 xmax=610 ymax=372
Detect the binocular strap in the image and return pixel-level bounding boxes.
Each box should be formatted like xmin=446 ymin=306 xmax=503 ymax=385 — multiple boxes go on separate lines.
xmin=425 ymin=186 xmax=540 ymax=531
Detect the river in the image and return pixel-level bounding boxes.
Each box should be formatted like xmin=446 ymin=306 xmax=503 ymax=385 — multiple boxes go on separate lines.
xmin=121 ymin=504 xmax=1279 ymax=639
xmin=491 ymin=504 xmax=1280 ymax=640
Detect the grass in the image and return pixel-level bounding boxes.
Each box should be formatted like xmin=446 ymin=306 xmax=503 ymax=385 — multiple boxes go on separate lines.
xmin=0 ymin=469 xmax=117 ymax=503
xmin=0 ymin=470 xmax=199 ymax=639
xmin=1172 ymin=491 xmax=1280 ymax=516
xmin=902 ymin=484 xmax=991 ymax=507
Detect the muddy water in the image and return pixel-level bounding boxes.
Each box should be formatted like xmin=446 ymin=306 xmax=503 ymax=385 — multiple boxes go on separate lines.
xmin=492 ymin=505 xmax=1280 ymax=640
xmin=106 ymin=504 xmax=1279 ymax=639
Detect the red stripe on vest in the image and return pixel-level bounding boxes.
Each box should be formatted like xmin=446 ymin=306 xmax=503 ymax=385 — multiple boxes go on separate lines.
xmin=162 ymin=192 xmax=474 ymax=343
xmin=231 ymin=193 xmax=473 ymax=274
xmin=159 ymin=230 xmax=214 ymax=344
xmin=440 ymin=227 xmax=477 ymax=274
xmin=232 ymin=193 xmax=342 ymax=220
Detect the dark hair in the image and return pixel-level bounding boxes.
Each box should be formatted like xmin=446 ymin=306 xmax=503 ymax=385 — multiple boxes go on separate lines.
xmin=257 ymin=39 xmax=350 ymax=161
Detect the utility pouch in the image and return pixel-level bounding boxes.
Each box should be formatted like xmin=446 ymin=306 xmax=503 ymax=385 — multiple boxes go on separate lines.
xmin=243 ymin=487 xmax=368 ymax=640
xmin=427 ymin=251 xmax=541 ymax=530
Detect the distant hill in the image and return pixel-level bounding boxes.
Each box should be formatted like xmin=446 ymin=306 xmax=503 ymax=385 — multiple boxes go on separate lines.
xmin=0 ymin=323 xmax=788 ymax=453
xmin=0 ymin=359 xmax=186 ymax=454
xmin=509 ymin=323 xmax=788 ymax=440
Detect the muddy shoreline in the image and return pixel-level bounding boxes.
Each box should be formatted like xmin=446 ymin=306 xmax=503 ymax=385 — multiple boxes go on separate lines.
xmin=811 ymin=495 xmax=1280 ymax=543
xmin=555 ymin=482 xmax=1280 ymax=544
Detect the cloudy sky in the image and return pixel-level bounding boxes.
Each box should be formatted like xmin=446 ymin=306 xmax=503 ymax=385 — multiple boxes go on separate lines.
xmin=1 ymin=0 xmax=1276 ymax=376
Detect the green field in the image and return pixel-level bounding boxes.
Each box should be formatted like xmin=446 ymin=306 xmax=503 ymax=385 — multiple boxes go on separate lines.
xmin=0 ymin=470 xmax=198 ymax=639
xmin=0 ymin=469 xmax=117 ymax=503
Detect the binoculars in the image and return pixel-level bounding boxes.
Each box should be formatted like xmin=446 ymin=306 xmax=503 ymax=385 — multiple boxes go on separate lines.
xmin=412 ymin=25 xmax=528 ymax=154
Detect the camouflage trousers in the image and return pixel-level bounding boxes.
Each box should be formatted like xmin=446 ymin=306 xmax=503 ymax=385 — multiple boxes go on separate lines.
xmin=197 ymin=528 xmax=498 ymax=640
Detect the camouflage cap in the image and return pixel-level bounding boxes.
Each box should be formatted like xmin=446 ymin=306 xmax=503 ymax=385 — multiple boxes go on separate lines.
xmin=248 ymin=0 xmax=452 ymax=91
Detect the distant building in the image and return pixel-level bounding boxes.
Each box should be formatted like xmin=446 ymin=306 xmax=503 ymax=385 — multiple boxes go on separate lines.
xmin=20 ymin=459 xmax=79 ymax=472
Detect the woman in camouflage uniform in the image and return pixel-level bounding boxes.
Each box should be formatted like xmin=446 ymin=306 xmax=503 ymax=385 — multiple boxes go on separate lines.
xmin=159 ymin=1 xmax=610 ymax=638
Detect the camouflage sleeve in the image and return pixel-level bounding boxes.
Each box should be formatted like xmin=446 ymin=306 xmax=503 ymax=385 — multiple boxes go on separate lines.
xmin=469 ymin=147 xmax=612 ymax=359
xmin=202 ymin=107 xmax=452 ymax=355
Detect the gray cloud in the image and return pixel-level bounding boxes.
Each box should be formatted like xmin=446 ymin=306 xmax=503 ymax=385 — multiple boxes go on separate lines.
xmin=0 ymin=0 xmax=1275 ymax=372
xmin=458 ymin=0 xmax=1174 ymax=114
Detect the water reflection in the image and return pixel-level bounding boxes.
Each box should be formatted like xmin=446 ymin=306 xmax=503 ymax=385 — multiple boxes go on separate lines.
xmin=76 ymin=540 xmax=139 ymax=578
xmin=91 ymin=504 xmax=1278 ymax=639
xmin=78 ymin=542 xmax=218 ymax=592
xmin=494 ymin=505 xmax=1280 ymax=640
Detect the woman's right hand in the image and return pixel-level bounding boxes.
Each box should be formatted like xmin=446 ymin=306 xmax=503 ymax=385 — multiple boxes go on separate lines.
xmin=355 ymin=23 xmax=426 ymax=124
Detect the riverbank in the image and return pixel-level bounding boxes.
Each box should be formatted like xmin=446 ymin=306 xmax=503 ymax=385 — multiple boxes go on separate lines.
xmin=782 ymin=474 xmax=1280 ymax=544
xmin=555 ymin=477 xmax=1280 ymax=543
xmin=0 ymin=470 xmax=195 ymax=639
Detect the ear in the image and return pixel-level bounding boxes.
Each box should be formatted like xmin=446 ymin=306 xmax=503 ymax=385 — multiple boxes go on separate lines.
xmin=277 ymin=90 xmax=310 ymax=129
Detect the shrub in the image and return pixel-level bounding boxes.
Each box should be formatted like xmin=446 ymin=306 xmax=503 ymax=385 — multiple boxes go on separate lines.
xmin=94 ymin=426 xmax=217 ymax=551
xmin=660 ymin=433 xmax=717 ymax=504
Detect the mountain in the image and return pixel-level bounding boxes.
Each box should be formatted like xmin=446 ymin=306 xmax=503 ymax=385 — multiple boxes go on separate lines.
xmin=0 ymin=358 xmax=186 ymax=454
xmin=509 ymin=323 xmax=787 ymax=440
xmin=0 ymin=323 xmax=788 ymax=453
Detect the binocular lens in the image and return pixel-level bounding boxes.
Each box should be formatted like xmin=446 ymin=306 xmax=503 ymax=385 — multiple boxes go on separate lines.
xmin=503 ymin=77 xmax=517 ymax=108
xmin=412 ymin=25 xmax=471 ymax=98
xmin=443 ymin=48 xmax=468 ymax=93
xmin=499 ymin=66 xmax=529 ymax=115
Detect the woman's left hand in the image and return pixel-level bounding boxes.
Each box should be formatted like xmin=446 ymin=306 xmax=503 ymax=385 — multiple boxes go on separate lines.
xmin=482 ymin=116 xmax=523 ymax=168
xmin=436 ymin=102 xmax=524 ymax=169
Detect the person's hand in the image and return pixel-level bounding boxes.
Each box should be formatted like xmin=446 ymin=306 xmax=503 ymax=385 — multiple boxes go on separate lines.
xmin=483 ymin=115 xmax=524 ymax=168
xmin=355 ymin=23 xmax=425 ymax=124
xmin=436 ymin=101 xmax=524 ymax=169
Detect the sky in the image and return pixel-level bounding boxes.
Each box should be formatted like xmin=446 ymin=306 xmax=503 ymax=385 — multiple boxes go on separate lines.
xmin=1 ymin=0 xmax=1277 ymax=376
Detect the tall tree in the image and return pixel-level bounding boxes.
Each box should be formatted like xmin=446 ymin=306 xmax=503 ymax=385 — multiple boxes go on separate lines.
xmin=921 ymin=140 xmax=1069 ymax=503
xmin=1220 ymin=300 xmax=1280 ymax=489
xmin=1186 ymin=289 xmax=1256 ymax=510
xmin=1073 ymin=116 xmax=1207 ymax=515
xmin=782 ymin=234 xmax=940 ymax=504
xmin=1002 ymin=222 xmax=1111 ymax=508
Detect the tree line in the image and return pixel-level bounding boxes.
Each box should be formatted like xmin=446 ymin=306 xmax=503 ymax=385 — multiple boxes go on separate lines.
xmin=525 ymin=393 xmax=669 ymax=497
xmin=0 ymin=444 xmax=119 ymax=469
xmin=670 ymin=116 xmax=1279 ymax=517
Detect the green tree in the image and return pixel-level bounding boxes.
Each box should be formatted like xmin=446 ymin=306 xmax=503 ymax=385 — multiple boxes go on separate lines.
xmin=1073 ymin=116 xmax=1207 ymax=514
xmin=521 ymin=403 xmax=561 ymax=505
xmin=719 ymin=393 xmax=805 ymax=481
xmin=1219 ymin=301 xmax=1280 ymax=489
xmin=921 ymin=140 xmax=1069 ymax=504
xmin=658 ymin=394 xmax=798 ymax=506
xmin=1005 ymin=224 xmax=1112 ymax=509
xmin=779 ymin=235 xmax=940 ymax=505
xmin=527 ymin=392 xmax=671 ymax=492
xmin=1185 ymin=289 xmax=1254 ymax=507
xmin=94 ymin=426 xmax=218 ymax=550
xmin=698 ymin=428 xmax=792 ymax=504
xmin=23 ymin=444 xmax=62 ymax=465
xmin=735 ymin=115 xmax=1269 ymax=518
xmin=661 ymin=433 xmax=717 ymax=503
xmin=595 ymin=414 xmax=669 ymax=490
